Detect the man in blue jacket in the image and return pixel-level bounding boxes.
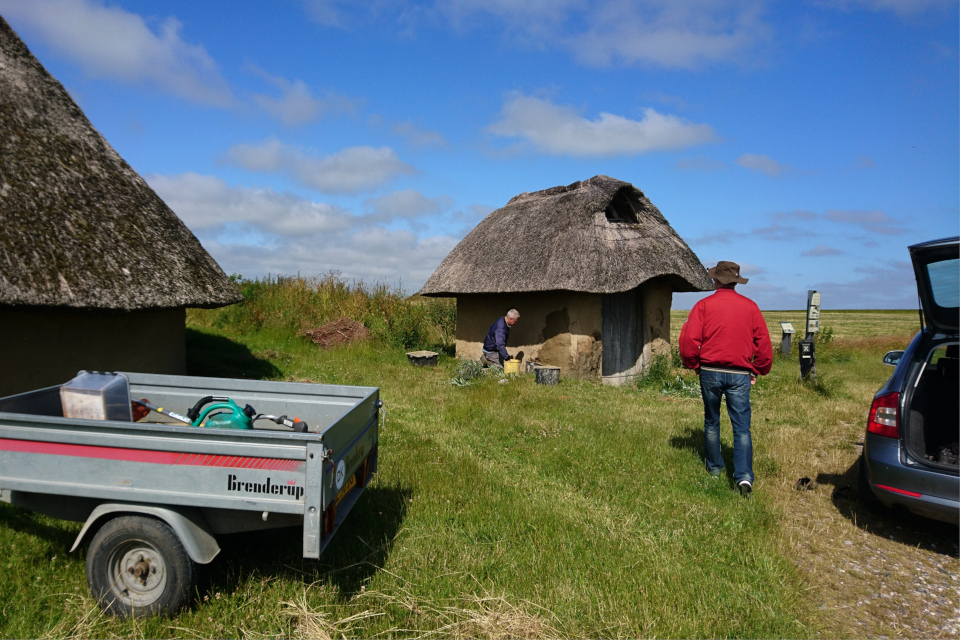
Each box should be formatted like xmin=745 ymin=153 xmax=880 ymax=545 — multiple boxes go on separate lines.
xmin=480 ymin=309 xmax=521 ymax=367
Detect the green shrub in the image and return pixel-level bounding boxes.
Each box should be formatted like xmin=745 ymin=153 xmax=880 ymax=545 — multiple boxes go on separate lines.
xmin=637 ymin=353 xmax=701 ymax=398
xmin=449 ymin=358 xmax=489 ymax=387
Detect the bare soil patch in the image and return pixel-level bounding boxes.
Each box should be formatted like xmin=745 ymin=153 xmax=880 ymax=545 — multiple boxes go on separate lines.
xmin=302 ymin=317 xmax=370 ymax=348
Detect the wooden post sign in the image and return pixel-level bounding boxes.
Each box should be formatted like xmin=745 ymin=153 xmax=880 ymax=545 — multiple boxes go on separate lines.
xmin=800 ymin=290 xmax=820 ymax=381
xmin=805 ymin=290 xmax=821 ymax=339
xmin=780 ymin=322 xmax=795 ymax=355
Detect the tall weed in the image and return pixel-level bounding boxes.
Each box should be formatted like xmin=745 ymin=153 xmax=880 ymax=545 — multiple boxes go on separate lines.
xmin=637 ymin=350 xmax=700 ymax=398
xmin=187 ymin=273 xmax=456 ymax=350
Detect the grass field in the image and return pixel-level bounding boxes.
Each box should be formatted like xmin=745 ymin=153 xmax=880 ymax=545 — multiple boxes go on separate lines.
xmin=0 ymin=300 xmax=955 ymax=639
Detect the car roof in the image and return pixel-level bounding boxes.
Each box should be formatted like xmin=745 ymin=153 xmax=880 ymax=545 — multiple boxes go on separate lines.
xmin=909 ymin=237 xmax=959 ymax=250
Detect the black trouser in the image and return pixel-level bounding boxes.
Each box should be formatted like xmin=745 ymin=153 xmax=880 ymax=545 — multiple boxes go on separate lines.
xmin=480 ymin=351 xmax=503 ymax=367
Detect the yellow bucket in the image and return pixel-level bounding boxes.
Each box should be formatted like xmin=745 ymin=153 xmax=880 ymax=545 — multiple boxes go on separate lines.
xmin=503 ymin=359 xmax=521 ymax=375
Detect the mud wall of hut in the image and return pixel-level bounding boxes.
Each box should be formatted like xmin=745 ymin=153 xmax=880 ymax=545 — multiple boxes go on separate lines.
xmin=455 ymin=291 xmax=603 ymax=378
xmin=0 ymin=307 xmax=187 ymax=396
xmin=639 ymin=277 xmax=673 ymax=367
xmin=454 ymin=278 xmax=673 ymax=383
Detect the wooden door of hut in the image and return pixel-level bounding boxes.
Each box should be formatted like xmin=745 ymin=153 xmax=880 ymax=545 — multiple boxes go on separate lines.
xmin=601 ymin=289 xmax=643 ymax=385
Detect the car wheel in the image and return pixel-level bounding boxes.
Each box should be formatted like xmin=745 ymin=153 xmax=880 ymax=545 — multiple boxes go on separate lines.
xmin=86 ymin=515 xmax=196 ymax=618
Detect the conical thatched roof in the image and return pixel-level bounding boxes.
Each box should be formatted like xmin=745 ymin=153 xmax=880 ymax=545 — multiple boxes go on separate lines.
xmin=0 ymin=16 xmax=241 ymax=310
xmin=419 ymin=175 xmax=713 ymax=296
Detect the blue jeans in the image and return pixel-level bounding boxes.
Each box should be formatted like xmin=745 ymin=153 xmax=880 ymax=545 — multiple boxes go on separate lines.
xmin=699 ymin=369 xmax=754 ymax=484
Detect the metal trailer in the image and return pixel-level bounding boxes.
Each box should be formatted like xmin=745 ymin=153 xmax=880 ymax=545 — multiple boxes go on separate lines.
xmin=0 ymin=372 xmax=380 ymax=617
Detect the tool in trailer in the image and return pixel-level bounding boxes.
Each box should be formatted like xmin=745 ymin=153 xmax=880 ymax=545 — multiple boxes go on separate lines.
xmin=132 ymin=397 xmax=309 ymax=432
xmin=130 ymin=399 xmax=192 ymax=425
xmin=251 ymin=413 xmax=309 ymax=433
xmin=185 ymin=396 xmax=256 ymax=429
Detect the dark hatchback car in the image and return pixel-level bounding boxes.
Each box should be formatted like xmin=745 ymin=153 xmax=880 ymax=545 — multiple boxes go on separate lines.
xmin=859 ymin=237 xmax=959 ymax=524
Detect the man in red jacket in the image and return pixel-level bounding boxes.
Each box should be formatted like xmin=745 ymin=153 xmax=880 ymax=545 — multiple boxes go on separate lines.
xmin=679 ymin=261 xmax=772 ymax=498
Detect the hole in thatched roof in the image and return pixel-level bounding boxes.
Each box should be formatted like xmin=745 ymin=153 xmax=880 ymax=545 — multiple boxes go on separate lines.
xmin=605 ymin=188 xmax=640 ymax=224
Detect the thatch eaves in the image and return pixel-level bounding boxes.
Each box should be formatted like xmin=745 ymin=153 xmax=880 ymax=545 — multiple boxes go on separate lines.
xmin=0 ymin=16 xmax=241 ymax=310
xmin=419 ymin=175 xmax=714 ymax=296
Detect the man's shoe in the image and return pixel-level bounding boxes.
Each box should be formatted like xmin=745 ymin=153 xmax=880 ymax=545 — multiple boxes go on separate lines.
xmin=738 ymin=480 xmax=753 ymax=498
xmin=708 ymin=468 xmax=722 ymax=478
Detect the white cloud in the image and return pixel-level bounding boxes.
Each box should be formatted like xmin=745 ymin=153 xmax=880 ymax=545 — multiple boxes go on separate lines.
xmin=148 ymin=172 xmax=460 ymax=291
xmin=802 ymin=244 xmax=844 ymax=256
xmin=301 ymin=1 xmax=771 ymax=69
xmin=392 ymin=121 xmax=450 ymax=148
xmin=817 ymin=0 xmax=955 ymax=16
xmin=568 ymin=0 xmax=771 ymax=69
xmin=824 ymin=210 xmax=906 ymax=235
xmin=488 ymin=95 xmax=717 ymax=157
xmin=248 ymin=66 xmax=358 ymax=126
xmin=203 ymin=230 xmax=457 ymax=292
xmin=736 ymin=153 xmax=794 ymax=177
xmin=439 ymin=0 xmax=583 ymax=36
xmin=751 ymin=222 xmax=818 ymax=241
xmin=146 ymin=173 xmax=354 ymax=235
xmin=771 ymin=210 xmax=819 ymax=221
xmin=363 ymin=189 xmax=454 ymax=223
xmin=221 ymin=139 xmax=417 ymax=194
xmin=811 ymin=261 xmax=917 ymax=308
xmin=317 ymin=0 xmax=771 ymax=69
xmin=302 ymin=0 xmax=347 ymax=27
xmin=0 ymin=0 xmax=232 ymax=106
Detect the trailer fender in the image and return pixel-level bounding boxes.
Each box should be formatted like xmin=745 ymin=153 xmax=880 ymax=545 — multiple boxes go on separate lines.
xmin=70 ymin=504 xmax=220 ymax=564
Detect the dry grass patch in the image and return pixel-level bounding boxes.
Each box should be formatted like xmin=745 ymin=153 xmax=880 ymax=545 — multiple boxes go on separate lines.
xmin=430 ymin=594 xmax=562 ymax=640
xmin=280 ymin=592 xmax=383 ymax=640
xmin=361 ymin=587 xmax=563 ymax=640
xmin=40 ymin=592 xmax=113 ymax=640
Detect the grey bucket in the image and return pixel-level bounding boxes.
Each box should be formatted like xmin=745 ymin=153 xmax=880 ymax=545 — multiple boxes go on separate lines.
xmin=535 ymin=366 xmax=560 ymax=386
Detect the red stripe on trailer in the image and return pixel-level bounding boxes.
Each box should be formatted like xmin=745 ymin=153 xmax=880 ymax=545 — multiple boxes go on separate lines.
xmin=0 ymin=438 xmax=304 ymax=471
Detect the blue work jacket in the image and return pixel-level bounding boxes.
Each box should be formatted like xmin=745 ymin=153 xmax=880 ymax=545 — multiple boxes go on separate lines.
xmin=482 ymin=316 xmax=510 ymax=361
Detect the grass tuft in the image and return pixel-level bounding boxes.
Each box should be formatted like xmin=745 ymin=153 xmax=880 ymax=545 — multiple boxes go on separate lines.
xmin=280 ymin=592 xmax=382 ymax=640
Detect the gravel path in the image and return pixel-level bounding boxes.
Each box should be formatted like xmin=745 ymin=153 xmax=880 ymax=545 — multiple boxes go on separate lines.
xmin=783 ymin=463 xmax=959 ymax=638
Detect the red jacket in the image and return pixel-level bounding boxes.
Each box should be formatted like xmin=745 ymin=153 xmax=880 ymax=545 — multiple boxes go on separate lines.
xmin=679 ymin=288 xmax=773 ymax=376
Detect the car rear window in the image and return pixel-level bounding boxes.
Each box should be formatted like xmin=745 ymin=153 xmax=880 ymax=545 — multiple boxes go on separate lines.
xmin=926 ymin=258 xmax=959 ymax=309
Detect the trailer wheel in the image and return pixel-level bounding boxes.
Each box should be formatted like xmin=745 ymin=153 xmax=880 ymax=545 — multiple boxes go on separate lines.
xmin=86 ymin=515 xmax=196 ymax=617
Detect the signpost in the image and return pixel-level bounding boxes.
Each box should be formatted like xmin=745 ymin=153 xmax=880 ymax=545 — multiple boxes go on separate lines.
xmin=800 ymin=290 xmax=820 ymax=381
xmin=779 ymin=322 xmax=795 ymax=355
xmin=805 ymin=290 xmax=821 ymax=339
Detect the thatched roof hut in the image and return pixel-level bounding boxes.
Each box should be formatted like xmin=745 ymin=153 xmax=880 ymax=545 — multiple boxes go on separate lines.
xmin=420 ymin=175 xmax=712 ymax=296
xmin=0 ymin=15 xmax=239 ymax=310
xmin=420 ymin=175 xmax=712 ymax=384
xmin=0 ymin=16 xmax=241 ymax=394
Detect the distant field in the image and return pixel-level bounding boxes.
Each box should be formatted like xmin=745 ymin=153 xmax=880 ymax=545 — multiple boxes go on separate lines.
xmin=671 ymin=309 xmax=919 ymax=344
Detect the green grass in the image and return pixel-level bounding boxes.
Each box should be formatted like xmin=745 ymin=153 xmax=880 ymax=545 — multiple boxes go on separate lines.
xmin=0 ymin=291 xmax=935 ymax=638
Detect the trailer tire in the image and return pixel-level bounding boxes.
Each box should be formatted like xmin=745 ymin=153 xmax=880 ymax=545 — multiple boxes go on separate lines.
xmin=86 ymin=515 xmax=196 ymax=618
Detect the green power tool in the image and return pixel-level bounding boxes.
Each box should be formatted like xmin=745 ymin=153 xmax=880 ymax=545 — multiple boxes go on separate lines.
xmin=131 ymin=396 xmax=254 ymax=429
xmin=132 ymin=396 xmax=308 ymax=432
xmin=188 ymin=396 xmax=256 ymax=429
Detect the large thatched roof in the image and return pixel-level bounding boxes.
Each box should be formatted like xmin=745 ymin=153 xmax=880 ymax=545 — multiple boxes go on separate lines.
xmin=419 ymin=175 xmax=713 ymax=296
xmin=0 ymin=16 xmax=241 ymax=310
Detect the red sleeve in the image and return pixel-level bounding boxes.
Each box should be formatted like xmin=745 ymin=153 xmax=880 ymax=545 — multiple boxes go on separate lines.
xmin=678 ymin=303 xmax=703 ymax=370
xmin=752 ymin=307 xmax=773 ymax=376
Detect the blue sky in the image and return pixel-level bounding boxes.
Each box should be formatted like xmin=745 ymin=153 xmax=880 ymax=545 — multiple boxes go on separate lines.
xmin=2 ymin=0 xmax=957 ymax=309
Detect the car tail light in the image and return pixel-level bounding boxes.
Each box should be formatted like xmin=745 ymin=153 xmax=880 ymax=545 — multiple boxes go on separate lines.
xmin=867 ymin=392 xmax=900 ymax=438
